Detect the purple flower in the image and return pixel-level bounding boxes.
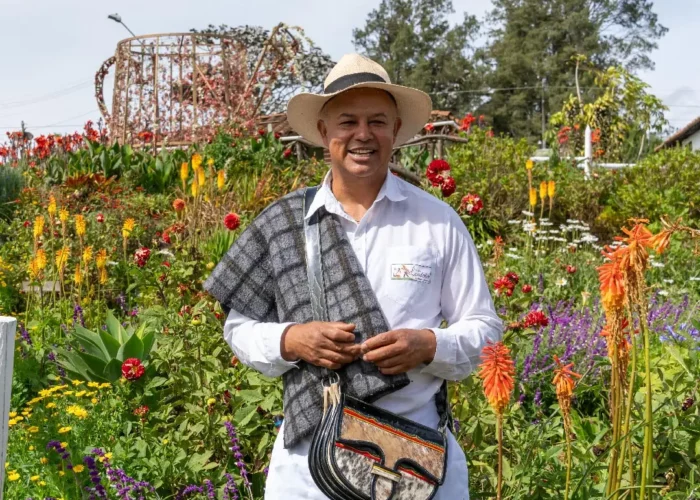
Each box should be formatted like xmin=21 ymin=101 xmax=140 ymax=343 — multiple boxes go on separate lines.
xmin=223 ymin=473 xmax=240 ymax=500
xmin=19 ymin=323 xmax=33 ymax=346
xmin=73 ymin=304 xmax=85 ymax=327
xmin=225 ymin=421 xmax=251 ymax=488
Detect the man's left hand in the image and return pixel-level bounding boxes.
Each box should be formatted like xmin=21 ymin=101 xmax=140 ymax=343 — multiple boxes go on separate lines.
xmin=360 ymin=329 xmax=437 ymax=375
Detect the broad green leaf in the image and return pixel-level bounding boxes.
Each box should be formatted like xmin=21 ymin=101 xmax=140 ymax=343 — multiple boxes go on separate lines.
xmin=76 ymin=351 xmax=108 ymax=381
xmin=117 ymin=331 xmax=144 ymax=362
xmin=73 ymin=325 xmax=110 ymax=359
xmin=141 ymin=331 xmax=156 ymax=359
xmin=187 ymin=451 xmax=213 ymax=473
xmin=238 ymin=407 xmax=258 ymax=427
xmin=103 ymin=359 xmax=123 ymax=382
xmin=57 ymin=349 xmax=92 ymax=380
xmin=98 ymin=329 xmax=121 ymax=358
xmin=664 ymin=344 xmax=693 ymax=377
xmin=106 ymin=309 xmax=127 ymax=344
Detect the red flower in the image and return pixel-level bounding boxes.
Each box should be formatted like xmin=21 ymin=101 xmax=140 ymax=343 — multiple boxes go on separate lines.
xmin=521 ymin=284 xmax=532 ymax=294
xmin=161 ymin=230 xmax=171 ymax=245
xmin=505 ymin=272 xmax=520 ymax=285
xmin=137 ymin=131 xmax=153 ymax=142
xmin=274 ymin=132 xmax=281 ymax=140
xmin=172 ymin=199 xmax=186 ymax=213
xmin=162 ymin=261 xmax=171 ymax=268
xmin=258 ymin=128 xmax=266 ymax=136
xmin=459 ymin=193 xmax=483 ymax=216
xmin=426 ymin=159 xmax=450 ymax=187
xmin=23 ymin=220 xmax=30 ymax=228
xmin=133 ymin=405 xmax=149 ymax=417
xmin=424 ymin=123 xmax=434 ymax=132
xmin=460 ymin=113 xmax=475 ymax=131
xmin=522 ymin=310 xmax=549 ymax=329
xmin=121 ymin=358 xmax=145 ymax=380
xmin=158 ymin=273 xmax=166 ymax=282
xmin=441 ymin=177 xmax=456 ymax=197
xmin=283 ymin=148 xmax=292 ymax=159
xmin=96 ymin=213 xmax=104 ymax=223
xmin=134 ymin=247 xmax=151 ymax=268
xmin=224 ymin=213 xmax=240 ymax=231
xmin=566 ymin=265 xmax=577 ymax=274
xmin=494 ymin=276 xmax=516 ymax=296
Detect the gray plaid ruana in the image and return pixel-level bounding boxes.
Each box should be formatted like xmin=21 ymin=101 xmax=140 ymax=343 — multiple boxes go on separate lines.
xmin=203 ymin=189 xmax=410 ymax=448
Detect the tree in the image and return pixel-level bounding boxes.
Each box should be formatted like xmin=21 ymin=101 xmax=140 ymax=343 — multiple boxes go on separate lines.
xmin=190 ymin=24 xmax=335 ymax=115
xmin=353 ymin=0 xmax=482 ymax=115
xmin=481 ymin=0 xmax=667 ymax=143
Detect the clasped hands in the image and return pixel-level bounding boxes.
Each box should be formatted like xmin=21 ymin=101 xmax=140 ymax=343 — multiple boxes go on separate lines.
xmin=281 ymin=321 xmax=436 ymax=375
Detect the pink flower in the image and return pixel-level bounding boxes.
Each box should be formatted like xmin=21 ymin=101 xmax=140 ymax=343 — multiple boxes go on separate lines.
xmin=224 ymin=213 xmax=240 ymax=231
xmin=134 ymin=247 xmax=151 ymax=268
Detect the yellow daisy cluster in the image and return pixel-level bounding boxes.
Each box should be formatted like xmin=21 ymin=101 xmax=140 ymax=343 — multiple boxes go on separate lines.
xmin=7 ymin=469 xmax=20 ymax=481
xmin=58 ymin=426 xmax=72 ymax=434
xmin=66 ymin=405 xmax=88 ymax=419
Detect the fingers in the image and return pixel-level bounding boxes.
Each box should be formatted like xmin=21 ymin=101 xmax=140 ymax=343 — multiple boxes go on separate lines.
xmin=361 ymin=331 xmax=396 ymax=353
xmin=322 ymin=326 xmax=357 ymax=343
xmin=379 ymin=363 xmax=410 ymax=375
xmin=312 ymin=349 xmax=358 ymax=370
xmin=327 ymin=322 xmax=356 ymax=332
xmin=362 ymin=343 xmax=403 ymax=363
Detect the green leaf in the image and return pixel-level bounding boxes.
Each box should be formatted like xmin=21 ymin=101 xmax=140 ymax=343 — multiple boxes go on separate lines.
xmin=187 ymin=451 xmax=213 ymax=473
xmin=106 ymin=309 xmax=127 ymax=344
xmin=141 ymin=331 xmax=156 ymax=359
xmin=99 ymin=329 xmax=121 ymax=359
xmin=103 ymin=358 xmax=123 ymax=382
xmin=72 ymin=325 xmax=110 ymax=359
xmin=664 ymin=344 xmax=693 ymax=377
xmin=57 ymin=349 xmax=92 ymax=380
xmin=238 ymin=407 xmax=258 ymax=427
xmin=117 ymin=331 xmax=144 ymax=362
xmin=76 ymin=351 xmax=108 ymax=381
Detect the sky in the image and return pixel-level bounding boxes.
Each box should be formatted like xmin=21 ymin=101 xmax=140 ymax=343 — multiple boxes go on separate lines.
xmin=1 ymin=0 xmax=698 ymax=138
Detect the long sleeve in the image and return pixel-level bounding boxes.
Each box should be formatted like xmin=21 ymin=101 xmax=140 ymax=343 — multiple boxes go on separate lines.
xmin=223 ymin=308 xmax=300 ymax=378
xmin=421 ymin=210 xmax=503 ymax=381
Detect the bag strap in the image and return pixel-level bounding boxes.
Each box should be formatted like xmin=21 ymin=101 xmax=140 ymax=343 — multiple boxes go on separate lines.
xmin=302 ymin=186 xmax=328 ymax=322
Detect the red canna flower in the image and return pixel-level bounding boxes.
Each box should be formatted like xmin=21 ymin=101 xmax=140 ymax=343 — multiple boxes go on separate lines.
xmin=441 ymin=177 xmax=456 ymax=197
xmin=521 ymin=284 xmax=532 ymax=294
xmin=478 ymin=341 xmax=515 ymax=414
xmin=224 ymin=212 xmax=240 ymax=231
xmin=121 ymin=358 xmax=145 ymax=381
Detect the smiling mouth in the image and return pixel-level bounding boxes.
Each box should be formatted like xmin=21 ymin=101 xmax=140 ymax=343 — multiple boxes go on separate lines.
xmin=347 ymin=148 xmax=377 ymax=158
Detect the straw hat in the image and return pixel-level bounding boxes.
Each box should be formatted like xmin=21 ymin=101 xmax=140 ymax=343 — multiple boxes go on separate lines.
xmin=286 ymin=53 xmax=433 ymax=148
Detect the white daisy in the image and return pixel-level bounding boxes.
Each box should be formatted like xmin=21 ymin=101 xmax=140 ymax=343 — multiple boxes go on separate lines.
xmin=555 ymin=278 xmax=568 ymax=287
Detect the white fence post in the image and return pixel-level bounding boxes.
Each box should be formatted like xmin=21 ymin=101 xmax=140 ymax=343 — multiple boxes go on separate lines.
xmin=584 ymin=125 xmax=592 ymax=180
xmin=0 ymin=316 xmax=17 ymax=495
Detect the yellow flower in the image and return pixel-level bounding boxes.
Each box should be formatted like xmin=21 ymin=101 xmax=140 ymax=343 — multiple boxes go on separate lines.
xmin=30 ymin=474 xmax=40 ymax=481
xmin=526 ymin=159 xmax=534 ymax=170
xmin=83 ymin=246 xmax=93 ymax=265
xmin=33 ymin=215 xmax=45 ymax=239
xmin=122 ymin=218 xmax=136 ymax=239
xmin=87 ymin=382 xmax=100 ymax=388
xmin=29 ymin=445 xmax=35 ymax=451
xmin=9 ymin=411 xmax=16 ymax=418
xmin=98 ymin=382 xmax=111 ymax=389
xmin=192 ymin=153 xmax=202 ymax=170
xmin=529 ymin=188 xmax=537 ymax=208
xmin=40 ymin=457 xmax=48 ymax=465
xmin=206 ymin=398 xmax=216 ymax=406
xmin=548 ymin=180 xmax=556 ymax=199
xmin=75 ymin=389 xmax=86 ymax=395
xmin=74 ymin=215 xmax=86 ymax=236
xmin=35 ymin=249 xmax=47 ymax=270
xmin=55 ymin=246 xmax=70 ymax=272
xmin=46 ymin=402 xmax=56 ymax=409
xmin=14 ymin=416 xmax=23 ymax=422
xmin=48 ymin=195 xmax=57 ymax=217
xmin=207 ymin=157 xmax=214 ymax=167
xmin=206 ymin=262 xmax=215 ymax=270
xmin=99 ymin=266 xmax=108 ymax=285
xmin=8 ymin=471 xmax=19 ymax=481
xmin=40 ymin=480 xmax=47 ymax=486
xmin=66 ymin=405 xmax=88 ymax=419
xmin=217 ymin=170 xmax=225 ymax=191
xmin=73 ymin=264 xmax=82 ymax=285
xmin=59 ymin=207 xmax=69 ymax=223
xmin=63 ymin=390 xmax=73 ymax=396
xmin=27 ymin=426 xmax=39 ymax=433
xmin=60 ymin=442 xmax=68 ymax=448
xmin=58 ymin=426 xmax=72 ymax=434
xmin=73 ymin=465 xmax=85 ymax=473
xmin=8 ymin=419 xmax=16 ymax=427
xmin=98 ymin=451 xmax=113 ymax=463
xmin=58 ymin=470 xmax=65 ymax=476
xmin=539 ymin=181 xmax=547 ymax=201
xmin=197 ymin=167 xmax=206 ymax=187
xmin=161 ymin=439 xmax=168 ymax=445
xmin=180 ymin=162 xmax=189 ymax=187
xmin=191 ymin=180 xmax=199 ymax=197
xmin=91 ymin=398 xmax=98 ymax=404
xmin=95 ymin=249 xmax=107 ymax=269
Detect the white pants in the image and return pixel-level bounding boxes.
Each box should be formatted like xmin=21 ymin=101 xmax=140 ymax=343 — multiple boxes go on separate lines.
xmin=264 ymin=423 xmax=469 ymax=499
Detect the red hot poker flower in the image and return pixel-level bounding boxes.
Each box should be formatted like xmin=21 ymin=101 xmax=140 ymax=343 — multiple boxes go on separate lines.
xmin=478 ymin=341 xmax=515 ymax=415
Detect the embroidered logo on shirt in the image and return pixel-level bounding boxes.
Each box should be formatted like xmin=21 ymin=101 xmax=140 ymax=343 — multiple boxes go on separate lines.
xmin=391 ymin=264 xmax=432 ymax=283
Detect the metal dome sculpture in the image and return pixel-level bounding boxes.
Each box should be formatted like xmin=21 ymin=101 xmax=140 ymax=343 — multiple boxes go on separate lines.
xmin=95 ymin=25 xmax=315 ymax=149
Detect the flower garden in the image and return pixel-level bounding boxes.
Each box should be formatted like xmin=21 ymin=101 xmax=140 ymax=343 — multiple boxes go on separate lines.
xmin=1 ymin=118 xmax=700 ymax=499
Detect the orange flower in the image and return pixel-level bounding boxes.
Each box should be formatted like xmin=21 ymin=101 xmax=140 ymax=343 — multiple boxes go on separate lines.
xmin=547 ymin=180 xmax=555 ymax=199
xmin=597 ymin=260 xmax=625 ymax=311
xmin=539 ymin=181 xmax=547 ymax=201
xmin=172 ymin=199 xmax=186 ymax=213
xmin=552 ymin=355 xmax=581 ymax=399
xmin=478 ymin=341 xmax=515 ymax=415
xmin=649 ymin=229 xmax=673 ymax=255
xmin=529 ymin=188 xmax=537 ymax=208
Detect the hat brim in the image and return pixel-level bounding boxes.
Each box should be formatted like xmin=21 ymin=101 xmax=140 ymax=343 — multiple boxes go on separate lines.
xmin=286 ymin=82 xmax=432 ymax=148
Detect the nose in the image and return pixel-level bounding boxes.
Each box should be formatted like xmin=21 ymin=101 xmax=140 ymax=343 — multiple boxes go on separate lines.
xmin=354 ymin=119 xmax=372 ymax=141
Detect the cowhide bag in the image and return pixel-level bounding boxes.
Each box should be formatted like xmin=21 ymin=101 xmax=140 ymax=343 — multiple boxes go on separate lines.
xmin=303 ymin=186 xmax=448 ymax=500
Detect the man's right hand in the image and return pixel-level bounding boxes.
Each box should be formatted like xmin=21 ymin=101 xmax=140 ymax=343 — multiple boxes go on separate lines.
xmin=281 ymin=322 xmax=362 ymax=369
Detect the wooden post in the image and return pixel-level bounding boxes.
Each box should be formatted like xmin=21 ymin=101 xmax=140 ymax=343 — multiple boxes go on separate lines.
xmin=0 ymin=316 xmax=17 ymax=491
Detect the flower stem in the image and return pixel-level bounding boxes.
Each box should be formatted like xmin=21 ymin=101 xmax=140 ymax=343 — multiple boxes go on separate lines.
xmin=565 ymin=429 xmax=572 ymax=500
xmin=639 ymin=317 xmax=653 ymax=500
xmin=497 ymin=412 xmax=503 ymax=500
xmin=621 ymin=308 xmax=638 ymax=500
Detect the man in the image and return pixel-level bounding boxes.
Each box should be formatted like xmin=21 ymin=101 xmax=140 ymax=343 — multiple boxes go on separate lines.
xmin=204 ymin=54 xmax=502 ymax=499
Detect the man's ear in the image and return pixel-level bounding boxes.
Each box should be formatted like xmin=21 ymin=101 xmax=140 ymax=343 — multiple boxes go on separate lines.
xmin=393 ymin=117 xmax=403 ymax=141
xmin=317 ymin=119 xmax=329 ymax=147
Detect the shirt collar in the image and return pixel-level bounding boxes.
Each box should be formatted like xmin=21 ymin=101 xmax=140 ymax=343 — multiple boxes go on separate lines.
xmin=304 ymin=168 xmax=407 ymax=220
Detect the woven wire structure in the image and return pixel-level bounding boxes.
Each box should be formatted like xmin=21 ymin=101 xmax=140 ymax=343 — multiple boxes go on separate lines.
xmin=96 ymin=33 xmax=263 ymax=148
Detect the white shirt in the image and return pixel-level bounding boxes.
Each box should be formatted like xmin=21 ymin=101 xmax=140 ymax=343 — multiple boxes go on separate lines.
xmin=224 ymin=169 xmax=503 ymax=499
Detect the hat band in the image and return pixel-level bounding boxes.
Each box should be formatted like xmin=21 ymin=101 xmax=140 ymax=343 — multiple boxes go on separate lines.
xmin=324 ymin=72 xmax=387 ymax=94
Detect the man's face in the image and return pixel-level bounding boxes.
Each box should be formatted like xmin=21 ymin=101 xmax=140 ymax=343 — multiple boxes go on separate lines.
xmin=317 ymin=88 xmax=402 ymax=179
